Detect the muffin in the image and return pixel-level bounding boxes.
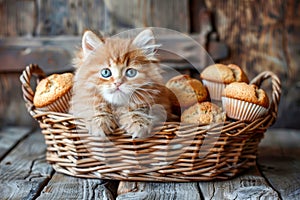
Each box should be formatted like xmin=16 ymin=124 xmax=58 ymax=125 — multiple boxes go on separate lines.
xmin=200 ymin=64 xmax=249 ymax=100
xmin=181 ymin=102 xmax=226 ymax=124
xmin=166 ymin=75 xmax=208 ymax=109
xmin=222 ymin=82 xmax=269 ymax=121
xmin=33 ymin=73 xmax=73 ymax=112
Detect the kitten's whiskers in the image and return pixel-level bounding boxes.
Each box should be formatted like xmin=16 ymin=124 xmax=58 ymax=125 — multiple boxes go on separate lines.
xmin=126 ymin=83 xmax=160 ymax=106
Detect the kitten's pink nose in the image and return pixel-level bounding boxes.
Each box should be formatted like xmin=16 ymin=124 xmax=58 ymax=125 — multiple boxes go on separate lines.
xmin=114 ymin=81 xmax=122 ymax=87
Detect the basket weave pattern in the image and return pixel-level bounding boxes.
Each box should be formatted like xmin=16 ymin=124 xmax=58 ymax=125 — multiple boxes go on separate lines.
xmin=20 ymin=64 xmax=281 ymax=182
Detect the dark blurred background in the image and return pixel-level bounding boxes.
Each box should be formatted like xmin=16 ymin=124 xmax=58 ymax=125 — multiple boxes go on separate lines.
xmin=0 ymin=0 xmax=299 ymax=128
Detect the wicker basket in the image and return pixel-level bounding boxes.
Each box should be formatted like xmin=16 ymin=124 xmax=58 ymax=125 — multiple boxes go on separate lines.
xmin=20 ymin=64 xmax=281 ymax=182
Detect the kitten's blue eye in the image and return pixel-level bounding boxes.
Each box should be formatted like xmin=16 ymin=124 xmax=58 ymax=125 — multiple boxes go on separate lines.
xmin=100 ymin=68 xmax=112 ymax=78
xmin=126 ymin=68 xmax=137 ymax=78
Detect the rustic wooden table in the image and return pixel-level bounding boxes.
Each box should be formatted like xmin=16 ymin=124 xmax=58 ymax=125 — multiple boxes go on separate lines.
xmin=0 ymin=127 xmax=299 ymax=200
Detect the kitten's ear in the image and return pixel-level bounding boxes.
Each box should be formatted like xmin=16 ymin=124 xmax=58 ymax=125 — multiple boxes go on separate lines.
xmin=132 ymin=29 xmax=160 ymax=59
xmin=82 ymin=30 xmax=104 ymax=58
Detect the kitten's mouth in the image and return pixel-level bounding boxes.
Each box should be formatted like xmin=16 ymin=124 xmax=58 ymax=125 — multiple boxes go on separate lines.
xmin=114 ymin=88 xmax=124 ymax=93
xmin=112 ymin=88 xmax=129 ymax=97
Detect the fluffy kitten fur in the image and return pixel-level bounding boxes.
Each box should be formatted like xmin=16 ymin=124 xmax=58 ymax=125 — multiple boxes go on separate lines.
xmin=72 ymin=29 xmax=173 ymax=138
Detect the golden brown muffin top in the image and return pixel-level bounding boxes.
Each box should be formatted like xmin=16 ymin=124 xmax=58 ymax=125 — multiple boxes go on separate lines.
xmin=34 ymin=73 xmax=73 ymax=107
xmin=222 ymin=82 xmax=269 ymax=108
xmin=200 ymin=64 xmax=249 ymax=84
xmin=166 ymin=74 xmax=208 ymax=107
xmin=181 ymin=102 xmax=226 ymax=124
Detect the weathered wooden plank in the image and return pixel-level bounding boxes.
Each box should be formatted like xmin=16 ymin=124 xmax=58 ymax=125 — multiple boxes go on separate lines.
xmin=284 ymin=0 xmax=300 ymax=82
xmin=0 ymin=35 xmax=227 ymax=73
xmin=16 ymin=0 xmax=36 ymax=36
xmin=0 ymin=36 xmax=78 ymax=73
xmin=0 ymin=44 xmax=75 ymax=74
xmin=36 ymin=0 xmax=107 ymax=36
xmin=37 ymin=173 xmax=118 ymax=200
xmin=0 ymin=73 xmax=37 ymax=126
xmin=149 ymin=0 xmax=190 ymax=33
xmin=36 ymin=0 xmax=69 ymax=35
xmin=190 ymin=0 xmax=209 ymax=33
xmin=2 ymin=0 xmax=188 ymax=36
xmin=0 ymin=129 xmax=53 ymax=199
xmin=6 ymin=0 xmax=18 ymax=36
xmin=198 ymin=166 xmax=280 ymax=199
xmin=0 ymin=0 xmax=8 ymax=36
xmin=84 ymin=0 xmax=107 ymax=34
xmin=258 ymin=129 xmax=300 ymax=199
xmin=104 ymin=0 xmax=190 ymax=33
xmin=0 ymin=0 xmax=35 ymax=36
xmin=117 ymin=181 xmax=202 ymax=200
xmin=0 ymin=126 xmax=32 ymax=160
xmin=276 ymin=0 xmax=300 ymax=129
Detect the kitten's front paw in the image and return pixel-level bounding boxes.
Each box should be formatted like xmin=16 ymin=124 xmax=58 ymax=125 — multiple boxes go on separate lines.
xmin=119 ymin=105 xmax=168 ymax=138
xmin=130 ymin=122 xmax=153 ymax=139
xmin=120 ymin=116 xmax=153 ymax=139
xmin=88 ymin=116 xmax=118 ymax=137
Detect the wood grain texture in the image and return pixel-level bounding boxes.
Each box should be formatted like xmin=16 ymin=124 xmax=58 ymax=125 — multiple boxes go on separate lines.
xmin=190 ymin=0 xmax=209 ymax=33
xmin=0 ymin=0 xmax=8 ymax=36
xmin=146 ymin=0 xmax=190 ymax=33
xmin=4 ymin=0 xmax=17 ymax=36
xmin=204 ymin=0 xmax=300 ymax=128
xmin=37 ymin=173 xmax=118 ymax=200
xmin=0 ymin=0 xmax=190 ymax=36
xmin=36 ymin=0 xmax=107 ymax=36
xmin=0 ymin=35 xmax=226 ymax=73
xmin=36 ymin=0 xmax=70 ymax=35
xmin=198 ymin=167 xmax=279 ymax=200
xmin=0 ymin=73 xmax=37 ymax=127
xmin=0 ymin=126 xmax=31 ymax=160
xmin=0 ymin=37 xmax=76 ymax=73
xmin=276 ymin=0 xmax=300 ymax=128
xmin=16 ymin=0 xmax=36 ymax=36
xmin=104 ymin=0 xmax=190 ymax=34
xmin=0 ymin=130 xmax=53 ymax=200
xmin=258 ymin=129 xmax=300 ymax=199
xmin=117 ymin=181 xmax=201 ymax=200
xmin=0 ymin=0 xmax=35 ymax=36
xmin=205 ymin=0 xmax=288 ymax=80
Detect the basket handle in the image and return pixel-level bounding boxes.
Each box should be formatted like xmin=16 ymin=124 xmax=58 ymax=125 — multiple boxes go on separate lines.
xmin=250 ymin=71 xmax=281 ymax=121
xmin=19 ymin=64 xmax=46 ymax=112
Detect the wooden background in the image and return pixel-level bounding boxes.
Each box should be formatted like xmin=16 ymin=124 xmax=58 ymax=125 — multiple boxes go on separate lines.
xmin=0 ymin=0 xmax=299 ymax=128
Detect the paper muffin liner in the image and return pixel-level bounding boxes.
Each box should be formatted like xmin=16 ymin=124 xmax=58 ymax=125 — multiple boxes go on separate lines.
xmin=202 ymin=80 xmax=227 ymax=101
xmin=221 ymin=97 xmax=268 ymax=122
xmin=36 ymin=89 xmax=72 ymax=113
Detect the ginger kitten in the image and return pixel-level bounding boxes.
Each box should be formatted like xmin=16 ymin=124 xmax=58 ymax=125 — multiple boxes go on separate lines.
xmin=72 ymin=29 xmax=174 ymax=138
